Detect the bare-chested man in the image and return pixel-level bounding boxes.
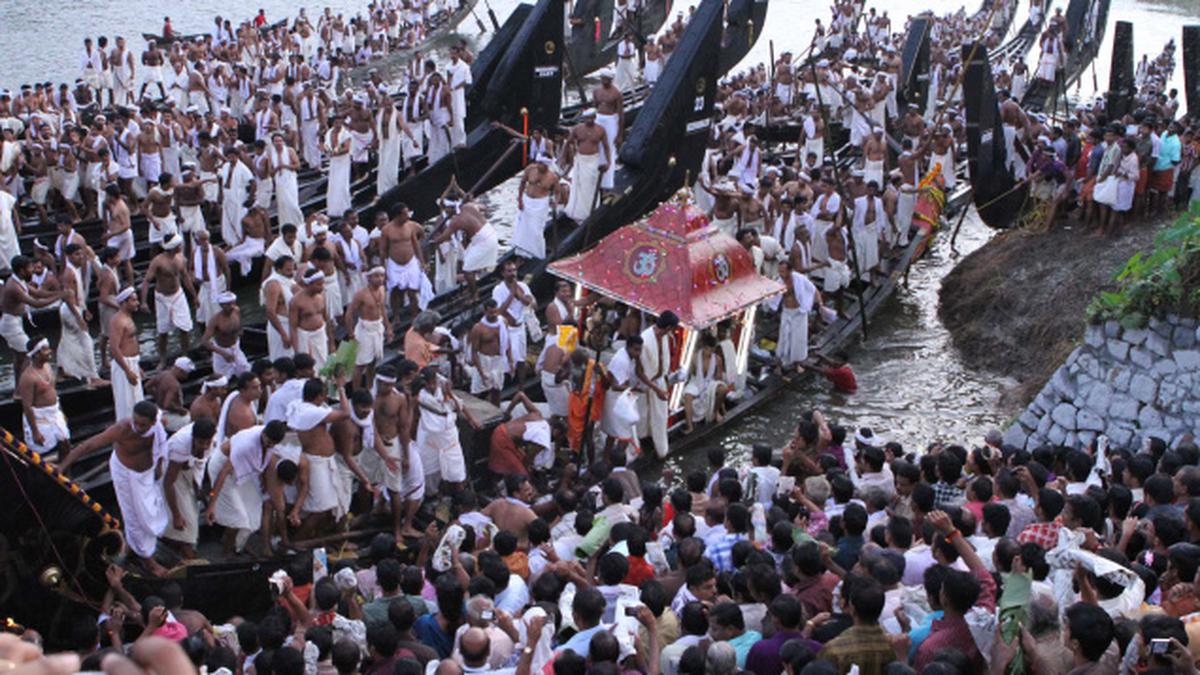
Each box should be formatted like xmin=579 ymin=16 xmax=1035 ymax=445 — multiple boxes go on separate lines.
xmin=545 ymin=279 xmax=577 ymax=329
xmin=58 ymin=400 xmax=170 ymax=576
xmin=19 ymin=338 xmax=71 ymax=456
xmin=190 ymin=375 xmax=227 ymax=424
xmin=263 ymin=255 xmax=296 ymax=360
xmin=348 ymin=268 xmax=391 ymax=389
xmin=140 ymin=234 xmax=196 ymax=368
xmin=140 ymin=40 xmax=168 ymax=101
xmin=563 ymin=110 xmax=609 ymax=222
xmin=58 ymin=245 xmax=105 ymax=386
xmin=482 ymin=474 xmax=538 ymax=544
xmin=373 ymin=361 xmax=424 ymax=539
xmin=89 ymin=246 xmax=121 ymax=373
xmin=148 ymin=356 xmax=194 ymax=432
xmin=380 ymin=203 xmax=425 ymax=319
xmin=108 ymin=288 xmax=143 ymax=421
xmin=288 ymin=375 xmax=371 ymax=538
xmin=202 ymin=292 xmax=250 ymax=378
xmin=1 ymin=255 xmax=64 ymax=378
xmin=469 ymin=299 xmax=511 ymax=406
xmin=513 ymin=157 xmax=558 ymax=260
xmin=430 ymin=198 xmax=498 ymax=299
xmin=290 ymin=266 xmax=334 ymax=370
xmin=102 ymin=185 xmax=135 ymax=286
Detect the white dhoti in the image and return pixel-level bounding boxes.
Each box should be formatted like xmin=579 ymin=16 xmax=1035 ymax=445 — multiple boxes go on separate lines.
xmin=864 ymin=159 xmax=885 ymax=188
xmin=386 ymin=257 xmax=423 ymax=292
xmin=22 ymin=403 xmax=69 ymax=453
xmin=350 ymin=130 xmax=374 ymax=164
xmin=323 ymin=276 xmax=344 ymax=321
xmin=200 ymin=170 xmax=219 ymax=203
xmin=148 ymin=214 xmax=178 ymax=246
xmin=513 ymin=195 xmax=550 ymax=259
xmin=600 ymin=389 xmax=639 ymax=445
xmin=30 ymin=177 xmax=50 ymax=205
xmin=189 ymin=91 xmax=211 ymax=116
xmin=326 ymin=154 xmax=352 ymax=217
xmin=58 ymin=304 xmax=98 ymax=380
xmin=275 ymin=172 xmax=303 ymax=228
xmin=354 ymin=318 xmax=385 ymax=366
xmin=471 ymin=353 xmax=508 ymax=393
xmin=427 ymin=124 xmax=451 ymax=164
xmin=303 ymin=453 xmax=351 ymax=519
xmin=155 ymin=289 xmax=194 ymax=334
xmin=777 ymin=306 xmax=809 ymax=366
xmin=213 ymin=340 xmax=251 ymax=377
xmin=196 ymin=280 xmax=225 ymax=325
xmin=541 ymin=370 xmax=569 ymax=418
xmin=179 ymin=205 xmax=205 ymax=235
xmin=803 ymin=138 xmax=825 ymax=165
xmin=823 ymin=260 xmax=851 ymax=293
xmin=226 ymin=237 xmax=265 ymax=277
xmin=162 ymin=411 xmax=191 ymax=433
xmin=616 ymin=57 xmax=637 ymax=93
xmin=683 ymin=377 xmax=720 ymax=423
xmin=636 ymin=378 xmax=669 ymax=459
xmin=254 ymin=178 xmax=275 ymax=211
xmin=378 ymin=136 xmax=402 ymax=195
xmin=711 ymin=215 xmax=737 ymax=238
xmin=109 ymin=230 xmax=135 ymax=262
xmin=111 ymin=355 xmax=145 ymax=422
xmin=565 ymin=152 xmax=602 ymax=221
xmin=896 ymin=187 xmax=916 ymax=246
xmin=206 ymin=450 xmax=263 ymax=545
xmin=402 ymin=126 xmax=424 ymax=162
xmin=462 ymin=224 xmax=499 ymax=273
xmin=0 ymin=313 xmax=28 ymax=352
xmin=851 ymin=225 xmax=880 ymax=277
xmin=301 ymin=121 xmax=322 ymax=168
xmin=596 ymin=113 xmax=619 ymax=190
xmin=140 ymin=153 xmax=162 ymax=184
xmin=110 ymin=453 xmax=168 ymax=559
xmin=416 ymin=422 xmax=465 ymax=485
xmin=162 ymin=462 xmax=200 ymax=545
xmin=268 ymin=317 xmax=293 ymax=361
xmin=372 ymin=438 xmax=425 ymax=500
xmin=295 ymin=325 xmax=329 ymax=370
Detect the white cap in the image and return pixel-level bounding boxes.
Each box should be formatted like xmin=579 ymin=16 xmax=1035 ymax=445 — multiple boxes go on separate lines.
xmin=174 ymin=356 xmax=196 ymax=372
xmin=217 ymin=291 xmax=238 ymax=304
xmin=162 ymin=234 xmax=183 ymax=250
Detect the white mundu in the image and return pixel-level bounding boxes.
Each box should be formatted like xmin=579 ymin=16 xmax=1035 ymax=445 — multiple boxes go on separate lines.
xmin=636 ymin=326 xmax=671 ymax=459
xmin=162 ymin=423 xmax=213 ymax=546
xmin=110 ymin=417 xmax=169 ymax=559
xmin=772 ymin=271 xmax=817 ymax=367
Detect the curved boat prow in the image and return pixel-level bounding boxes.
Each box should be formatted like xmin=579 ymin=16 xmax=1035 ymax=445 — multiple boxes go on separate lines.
xmin=963 ymin=41 xmax=1024 ymax=230
xmin=1106 ymin=21 xmax=1135 ymax=120
xmin=362 ymin=0 xmax=563 ymax=224
xmin=898 ymin=17 xmax=932 ymax=113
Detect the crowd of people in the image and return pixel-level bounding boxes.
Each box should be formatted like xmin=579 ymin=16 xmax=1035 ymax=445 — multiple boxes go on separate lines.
xmin=15 ymin=414 xmax=1200 ymax=675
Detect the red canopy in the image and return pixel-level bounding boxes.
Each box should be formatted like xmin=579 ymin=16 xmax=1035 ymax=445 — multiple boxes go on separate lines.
xmin=548 ymin=194 xmax=785 ymax=329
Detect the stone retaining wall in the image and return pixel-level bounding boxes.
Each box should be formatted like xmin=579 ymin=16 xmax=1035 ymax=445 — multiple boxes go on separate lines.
xmin=1004 ymin=314 xmax=1200 ymax=450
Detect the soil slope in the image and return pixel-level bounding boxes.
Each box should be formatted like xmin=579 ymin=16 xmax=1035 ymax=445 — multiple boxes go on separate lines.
xmin=938 ymin=220 xmax=1166 ymax=404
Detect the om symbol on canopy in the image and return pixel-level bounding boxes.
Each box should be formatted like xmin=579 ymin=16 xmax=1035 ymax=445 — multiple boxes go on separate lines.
xmin=626 ymin=245 xmax=665 ymax=283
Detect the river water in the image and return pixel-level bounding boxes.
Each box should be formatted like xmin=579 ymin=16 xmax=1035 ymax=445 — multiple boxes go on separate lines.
xmin=0 ymin=0 xmax=1195 ymax=464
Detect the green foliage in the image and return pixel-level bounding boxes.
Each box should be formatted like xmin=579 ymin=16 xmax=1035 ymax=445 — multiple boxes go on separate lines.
xmin=1086 ymin=208 xmax=1200 ymax=325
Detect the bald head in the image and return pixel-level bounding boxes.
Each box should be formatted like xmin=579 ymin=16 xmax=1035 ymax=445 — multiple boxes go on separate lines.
xmin=435 ymin=659 xmax=465 ymax=675
xmin=459 ymin=628 xmax=490 ymax=668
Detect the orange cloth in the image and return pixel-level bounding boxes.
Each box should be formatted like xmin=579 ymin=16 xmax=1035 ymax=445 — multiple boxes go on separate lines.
xmin=567 ymin=360 xmax=605 ymax=450
xmin=489 ymin=423 xmax=529 ymax=477
xmin=1150 ymin=169 xmax=1175 ymax=192
xmin=1136 ymin=167 xmax=1149 ymax=195
xmin=502 ymin=551 xmax=531 ymax=580
xmin=404 ymin=328 xmax=436 ymax=368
